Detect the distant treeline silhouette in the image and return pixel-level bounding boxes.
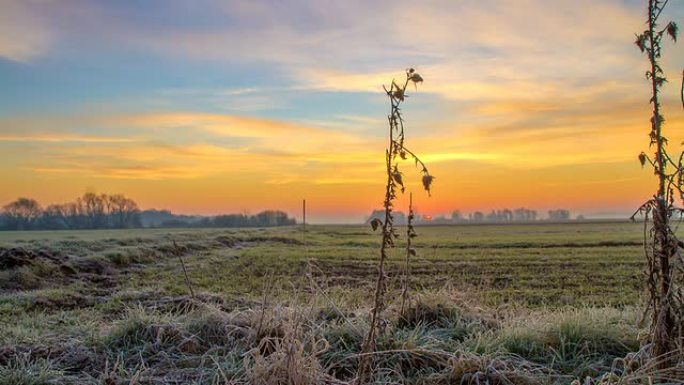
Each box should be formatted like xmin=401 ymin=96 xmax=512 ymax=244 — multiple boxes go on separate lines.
xmin=367 ymin=207 xmax=573 ymax=225
xmin=154 ymin=210 xmax=296 ymax=228
xmin=0 ymin=193 xmax=296 ymax=231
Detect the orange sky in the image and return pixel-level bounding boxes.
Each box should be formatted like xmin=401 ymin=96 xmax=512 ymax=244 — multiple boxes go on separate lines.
xmin=1 ymin=0 xmax=683 ymax=222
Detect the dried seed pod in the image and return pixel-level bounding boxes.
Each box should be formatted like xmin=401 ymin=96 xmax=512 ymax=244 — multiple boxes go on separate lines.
xmin=422 ymin=174 xmax=435 ymax=194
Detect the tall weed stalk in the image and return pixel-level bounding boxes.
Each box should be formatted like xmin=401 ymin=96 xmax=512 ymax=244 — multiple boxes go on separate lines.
xmin=357 ymin=69 xmax=433 ymax=383
xmin=632 ymin=0 xmax=683 ymax=365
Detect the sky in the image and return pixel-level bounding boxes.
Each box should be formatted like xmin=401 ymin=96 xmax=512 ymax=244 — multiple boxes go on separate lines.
xmin=1 ymin=0 xmax=683 ymax=223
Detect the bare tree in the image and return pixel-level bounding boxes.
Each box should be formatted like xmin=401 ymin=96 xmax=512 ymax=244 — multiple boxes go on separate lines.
xmin=109 ymin=194 xmax=140 ymax=228
xmin=1 ymin=198 xmax=43 ymax=230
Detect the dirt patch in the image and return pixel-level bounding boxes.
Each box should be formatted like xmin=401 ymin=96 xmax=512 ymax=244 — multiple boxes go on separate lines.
xmin=0 ymin=247 xmax=67 ymax=270
xmin=0 ymin=247 xmax=35 ymax=269
xmin=215 ymin=235 xmax=239 ymax=247
xmin=28 ymin=292 xmax=99 ymax=311
xmin=0 ymin=343 xmax=100 ymax=374
xmin=243 ymin=235 xmax=304 ymax=245
xmin=67 ymin=258 xmax=113 ymax=275
xmin=115 ymin=291 xmax=249 ymax=314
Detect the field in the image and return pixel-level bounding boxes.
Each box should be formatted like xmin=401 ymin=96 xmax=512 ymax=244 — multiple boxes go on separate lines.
xmin=0 ymin=222 xmax=669 ymax=384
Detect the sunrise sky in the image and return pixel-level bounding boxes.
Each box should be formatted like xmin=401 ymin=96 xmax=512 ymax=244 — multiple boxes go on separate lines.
xmin=1 ymin=0 xmax=683 ymax=222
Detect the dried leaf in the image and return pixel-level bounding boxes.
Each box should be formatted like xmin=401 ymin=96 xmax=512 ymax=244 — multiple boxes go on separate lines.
xmin=635 ymin=33 xmax=647 ymax=52
xmin=393 ymin=89 xmax=405 ymax=101
xmin=422 ymin=174 xmax=435 ymax=194
xmin=639 ymin=152 xmax=647 ymax=167
xmin=370 ymin=218 xmax=382 ymax=231
xmin=408 ymin=247 xmax=417 ymax=256
xmin=393 ymin=171 xmax=404 ymax=187
xmin=667 ymin=22 xmax=678 ymax=42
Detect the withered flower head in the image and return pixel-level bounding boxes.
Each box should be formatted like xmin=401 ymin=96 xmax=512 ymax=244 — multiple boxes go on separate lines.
xmin=422 ymin=174 xmax=435 ymax=195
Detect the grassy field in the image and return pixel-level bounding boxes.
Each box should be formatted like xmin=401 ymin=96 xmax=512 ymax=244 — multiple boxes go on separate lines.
xmin=0 ymin=221 xmax=669 ymax=384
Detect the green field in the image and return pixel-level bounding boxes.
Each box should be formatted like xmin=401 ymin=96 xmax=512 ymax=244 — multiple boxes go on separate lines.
xmin=0 ymin=222 xmax=664 ymax=384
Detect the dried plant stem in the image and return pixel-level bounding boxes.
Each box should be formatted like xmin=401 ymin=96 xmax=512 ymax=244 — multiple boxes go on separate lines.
xmin=173 ymin=240 xmax=195 ymax=300
xmin=357 ymin=113 xmax=395 ymax=384
xmin=255 ymin=275 xmax=273 ymax=342
xmin=357 ymin=69 xmax=433 ymax=384
xmin=633 ymin=0 xmax=682 ymax=367
xmin=679 ymin=70 xmax=684 ymax=110
xmin=401 ymin=192 xmax=415 ymax=316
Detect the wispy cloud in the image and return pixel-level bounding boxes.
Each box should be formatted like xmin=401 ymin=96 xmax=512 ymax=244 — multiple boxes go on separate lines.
xmin=0 ymin=134 xmax=136 ymax=143
xmin=0 ymin=0 xmax=52 ymax=62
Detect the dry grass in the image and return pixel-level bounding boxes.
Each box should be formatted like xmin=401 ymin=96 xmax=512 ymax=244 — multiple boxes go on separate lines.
xmin=0 ymin=224 xmax=678 ymax=384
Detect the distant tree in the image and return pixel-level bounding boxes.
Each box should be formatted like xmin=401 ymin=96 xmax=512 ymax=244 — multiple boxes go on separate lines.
xmin=513 ymin=208 xmax=537 ymax=222
xmin=109 ymin=194 xmax=140 ymax=228
xmin=254 ymin=210 xmax=295 ymax=226
xmin=41 ymin=204 xmax=69 ymax=230
xmin=547 ymin=209 xmax=570 ymax=221
xmin=1 ymin=198 xmax=43 ymax=230
xmin=61 ymin=202 xmax=85 ymax=229
xmin=485 ymin=209 xmax=513 ymax=222
xmin=472 ymin=211 xmax=484 ymax=222
xmin=451 ymin=210 xmax=463 ymax=222
xmin=79 ymin=192 xmax=108 ymax=229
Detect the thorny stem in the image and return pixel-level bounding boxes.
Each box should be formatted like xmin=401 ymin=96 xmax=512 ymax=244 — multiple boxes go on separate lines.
xmin=649 ymin=0 xmax=666 ymax=199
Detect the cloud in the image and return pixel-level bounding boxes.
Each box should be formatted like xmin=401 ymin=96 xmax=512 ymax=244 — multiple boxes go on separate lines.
xmin=0 ymin=134 xmax=135 ymax=143
xmin=0 ymin=112 xmax=381 ymax=181
xmin=0 ymin=0 xmax=52 ymax=62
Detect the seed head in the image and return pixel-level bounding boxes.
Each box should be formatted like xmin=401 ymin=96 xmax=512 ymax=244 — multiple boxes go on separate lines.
xmin=422 ymin=174 xmax=435 ymax=195
xmin=409 ymin=73 xmax=423 ymax=84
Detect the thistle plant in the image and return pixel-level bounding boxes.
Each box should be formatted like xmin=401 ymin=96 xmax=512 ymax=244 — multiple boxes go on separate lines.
xmin=632 ymin=0 xmax=683 ymax=365
xmin=357 ymin=68 xmax=433 ymax=383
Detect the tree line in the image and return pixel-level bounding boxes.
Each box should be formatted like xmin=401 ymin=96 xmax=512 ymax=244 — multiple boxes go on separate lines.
xmin=158 ymin=210 xmax=296 ymax=228
xmin=0 ymin=193 xmax=296 ymax=230
xmin=1 ymin=193 xmax=141 ymax=230
xmin=368 ymin=207 xmax=574 ymax=225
